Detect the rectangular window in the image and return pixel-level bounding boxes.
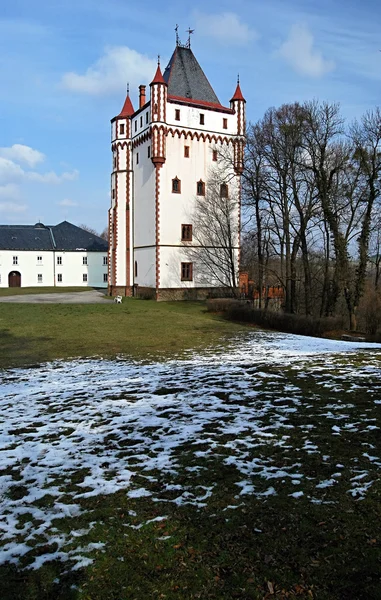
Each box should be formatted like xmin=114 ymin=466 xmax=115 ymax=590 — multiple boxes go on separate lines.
xmin=148 ymin=146 xmax=151 ymax=158
xmin=57 ymin=256 xmax=62 ymax=265
xmin=146 ymin=112 xmax=149 ymax=124
xmin=112 ymin=189 xmax=115 ymax=199
xmin=175 ymin=109 xmax=180 ymax=121
xmin=223 ymin=118 xmax=228 ymax=129
xmin=135 ymin=261 xmax=138 ymax=277
xmin=184 ymin=146 xmax=190 ymax=158
xmin=181 ymin=262 xmax=193 ymax=281
xmin=220 ymin=183 xmax=228 ymax=198
xmin=119 ymin=124 xmax=125 ymax=135
xmin=197 ymin=180 xmax=205 ymax=196
xmin=37 ymin=274 xmax=43 ymax=283
xmin=134 ymin=121 xmax=137 ymax=132
xmin=103 ymin=273 xmax=108 ymax=283
xmin=140 ymin=116 xmax=143 ymax=127
xmin=113 ymin=156 xmax=117 ymax=169
xmin=83 ymin=256 xmax=88 ymax=265
xmin=200 ymin=113 xmax=205 ymax=125
xmin=172 ymin=178 xmax=181 ymax=193
xmin=37 ymin=256 xmax=42 ymax=263
xmin=136 ymin=152 xmax=139 ymax=164
xmin=57 ymin=274 xmax=62 ymax=283
xmin=13 ymin=256 xmax=18 ymax=265
xmin=83 ymin=273 xmax=88 ymax=283
xmin=181 ymin=224 xmax=192 ymax=241
xmin=212 ymin=149 xmax=218 ymax=161
xmin=103 ymin=256 xmax=108 ymax=265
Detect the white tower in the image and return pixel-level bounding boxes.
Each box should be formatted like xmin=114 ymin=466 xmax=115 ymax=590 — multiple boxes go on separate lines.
xmin=108 ymin=40 xmax=246 ymax=300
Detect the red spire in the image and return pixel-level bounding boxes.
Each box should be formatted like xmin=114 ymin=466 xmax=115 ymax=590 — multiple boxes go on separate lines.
xmin=230 ymin=82 xmax=245 ymax=102
xmin=118 ymin=93 xmax=134 ymax=117
xmin=150 ymin=62 xmax=166 ymax=86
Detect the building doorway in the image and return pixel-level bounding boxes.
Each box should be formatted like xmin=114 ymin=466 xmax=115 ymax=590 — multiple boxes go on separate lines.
xmin=8 ymin=271 xmax=21 ymax=287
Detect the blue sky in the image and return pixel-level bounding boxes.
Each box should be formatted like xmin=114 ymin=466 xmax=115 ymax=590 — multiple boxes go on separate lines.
xmin=1 ymin=0 xmax=380 ymax=232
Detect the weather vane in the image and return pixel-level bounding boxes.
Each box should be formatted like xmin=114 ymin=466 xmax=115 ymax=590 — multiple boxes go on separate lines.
xmin=186 ymin=27 xmax=194 ymax=48
xmin=175 ymin=24 xmax=180 ymax=46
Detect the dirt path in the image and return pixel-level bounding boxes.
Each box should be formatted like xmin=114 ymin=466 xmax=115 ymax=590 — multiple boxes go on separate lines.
xmin=0 ymin=289 xmax=111 ymax=303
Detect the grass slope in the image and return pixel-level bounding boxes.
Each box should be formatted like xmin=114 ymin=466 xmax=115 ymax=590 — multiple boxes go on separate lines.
xmin=0 ymin=299 xmax=245 ymax=368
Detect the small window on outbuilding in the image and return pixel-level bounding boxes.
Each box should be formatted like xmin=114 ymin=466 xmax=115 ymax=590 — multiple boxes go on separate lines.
xmin=212 ymin=149 xmax=218 ymax=162
xmin=57 ymin=256 xmax=62 ymax=265
xmin=103 ymin=273 xmax=108 ymax=283
xmin=184 ymin=146 xmax=190 ymax=158
xmin=175 ymin=109 xmax=180 ymax=121
xmin=172 ymin=177 xmax=181 ymax=193
xmin=83 ymin=256 xmax=88 ymax=266
xmin=103 ymin=256 xmax=108 ymax=265
xmin=200 ymin=113 xmax=205 ymax=125
xmin=223 ymin=118 xmax=228 ymax=129
xmin=57 ymin=274 xmax=62 ymax=283
xmin=83 ymin=273 xmax=88 ymax=283
xmin=37 ymin=274 xmax=43 ymax=283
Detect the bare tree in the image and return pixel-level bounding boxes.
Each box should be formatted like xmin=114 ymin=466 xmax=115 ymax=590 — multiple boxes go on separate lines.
xmin=184 ymin=167 xmax=240 ymax=294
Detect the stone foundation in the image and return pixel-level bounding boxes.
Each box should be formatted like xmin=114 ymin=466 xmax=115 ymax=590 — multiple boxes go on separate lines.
xmin=108 ymin=285 xmax=238 ymax=301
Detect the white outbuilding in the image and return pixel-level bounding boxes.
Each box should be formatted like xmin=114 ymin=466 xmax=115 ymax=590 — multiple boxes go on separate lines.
xmin=0 ymin=221 xmax=108 ymax=288
xmin=109 ymin=37 xmax=246 ymax=300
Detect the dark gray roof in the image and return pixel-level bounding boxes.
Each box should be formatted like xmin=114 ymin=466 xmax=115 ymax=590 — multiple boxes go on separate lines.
xmin=163 ymin=46 xmax=220 ymax=105
xmin=0 ymin=221 xmax=108 ymax=252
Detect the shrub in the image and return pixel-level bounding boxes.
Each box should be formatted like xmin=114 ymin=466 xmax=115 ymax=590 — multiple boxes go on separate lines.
xmin=207 ymin=299 xmax=345 ymax=338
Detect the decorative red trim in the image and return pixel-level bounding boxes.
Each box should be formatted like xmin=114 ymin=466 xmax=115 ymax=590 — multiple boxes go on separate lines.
xmin=165 ymin=127 xmax=234 ymax=145
xmin=126 ymin=146 xmax=131 ymax=287
xmin=168 ymin=95 xmax=234 ymax=114
xmin=155 ymin=165 xmax=161 ymax=291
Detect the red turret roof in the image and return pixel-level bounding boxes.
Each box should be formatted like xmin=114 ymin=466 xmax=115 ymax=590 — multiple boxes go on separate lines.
xmin=150 ymin=64 xmax=166 ymax=85
xmin=230 ymin=82 xmax=245 ymax=102
xmin=118 ymin=93 xmax=134 ymax=117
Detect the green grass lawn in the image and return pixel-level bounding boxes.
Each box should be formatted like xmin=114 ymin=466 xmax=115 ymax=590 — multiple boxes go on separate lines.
xmin=0 ymin=299 xmax=246 ymax=369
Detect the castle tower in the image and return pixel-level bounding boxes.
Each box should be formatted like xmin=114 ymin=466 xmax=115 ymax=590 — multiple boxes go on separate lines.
xmin=109 ymin=89 xmax=134 ymax=292
xmin=108 ymin=39 xmax=246 ymax=300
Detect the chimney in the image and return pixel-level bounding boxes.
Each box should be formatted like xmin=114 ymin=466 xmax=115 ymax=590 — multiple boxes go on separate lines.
xmin=139 ymin=85 xmax=146 ymax=108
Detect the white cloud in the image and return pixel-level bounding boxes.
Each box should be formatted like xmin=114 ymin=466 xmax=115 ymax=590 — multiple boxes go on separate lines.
xmin=61 ymin=46 xmax=157 ymax=95
xmin=0 ymin=183 xmax=21 ymax=201
xmin=278 ymin=24 xmax=335 ymax=78
xmin=0 ymin=201 xmax=27 ymax=214
xmin=0 ymin=158 xmax=25 ymax=183
xmin=27 ymin=170 xmax=79 ymax=184
xmin=194 ymin=12 xmax=257 ymax=46
xmin=57 ymin=198 xmax=78 ymax=207
xmin=0 ymin=157 xmax=78 ymax=185
xmin=0 ymin=144 xmax=45 ymax=167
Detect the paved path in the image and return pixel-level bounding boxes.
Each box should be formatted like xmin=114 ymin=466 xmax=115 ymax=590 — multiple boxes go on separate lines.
xmin=0 ymin=289 xmax=111 ymax=303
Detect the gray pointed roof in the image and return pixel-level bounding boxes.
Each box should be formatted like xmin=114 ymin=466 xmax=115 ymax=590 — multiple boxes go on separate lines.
xmin=0 ymin=221 xmax=108 ymax=252
xmin=163 ymin=46 xmax=220 ymax=105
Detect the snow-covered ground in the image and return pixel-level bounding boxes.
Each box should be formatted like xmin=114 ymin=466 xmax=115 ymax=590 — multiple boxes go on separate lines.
xmin=1 ymin=331 xmax=380 ymax=570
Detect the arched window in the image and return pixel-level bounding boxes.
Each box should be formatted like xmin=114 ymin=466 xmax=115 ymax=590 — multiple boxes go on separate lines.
xmin=197 ymin=180 xmax=205 ymax=196
xmin=172 ymin=177 xmax=181 ymax=193
xmin=220 ymin=183 xmax=228 ymax=198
